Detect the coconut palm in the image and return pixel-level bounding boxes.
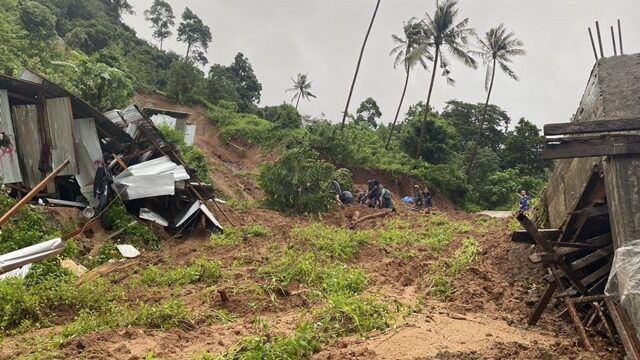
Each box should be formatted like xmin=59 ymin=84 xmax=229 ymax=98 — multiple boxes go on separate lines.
xmin=340 ymin=0 xmax=382 ymax=131
xmin=465 ymin=24 xmax=525 ymax=177
xmin=415 ymin=0 xmax=477 ymax=159
xmin=286 ymin=73 xmax=316 ymax=110
xmin=386 ymin=19 xmax=431 ymax=150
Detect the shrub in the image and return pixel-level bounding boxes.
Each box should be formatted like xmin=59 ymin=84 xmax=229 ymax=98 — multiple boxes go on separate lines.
xmin=157 ymin=124 xmax=210 ymax=182
xmin=258 ymin=148 xmax=336 ymax=214
xmin=316 ymin=294 xmax=391 ymax=336
xmin=102 ymin=198 xmax=159 ymax=249
xmin=134 ymin=300 xmax=193 ymax=330
xmin=139 ymin=259 xmax=222 ymax=287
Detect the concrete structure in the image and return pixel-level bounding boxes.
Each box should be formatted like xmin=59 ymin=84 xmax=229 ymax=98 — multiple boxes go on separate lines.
xmin=544 ymin=54 xmax=640 ymax=249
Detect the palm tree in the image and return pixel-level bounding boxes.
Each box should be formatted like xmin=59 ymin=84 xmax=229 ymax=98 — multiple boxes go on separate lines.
xmin=415 ymin=0 xmax=477 ymax=159
xmin=286 ymin=73 xmax=316 ymax=110
xmin=340 ymin=0 xmax=382 ymax=131
xmin=465 ymin=24 xmax=525 ymax=177
xmin=386 ymin=19 xmax=431 ymax=150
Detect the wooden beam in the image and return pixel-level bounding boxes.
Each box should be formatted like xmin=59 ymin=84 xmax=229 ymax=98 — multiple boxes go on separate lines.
xmin=541 ymin=134 xmax=640 ymax=160
xmin=544 ymin=118 xmax=640 ymax=136
xmin=0 ymin=160 xmax=69 ymax=228
xmin=528 ymin=281 xmax=558 ymax=326
xmin=606 ymin=296 xmax=640 ymax=360
xmin=511 ymin=229 xmax=562 ymax=244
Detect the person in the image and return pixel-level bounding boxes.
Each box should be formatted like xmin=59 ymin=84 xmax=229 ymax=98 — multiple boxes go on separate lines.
xmin=424 ymin=188 xmax=433 ymax=214
xmin=413 ymin=185 xmax=425 ymax=211
xmin=380 ymin=185 xmax=395 ymax=211
xmin=357 ymin=188 xmax=368 ymax=205
xmin=340 ymin=190 xmax=354 ymax=205
xmin=367 ymin=179 xmax=381 ymax=208
xmin=519 ymin=190 xmax=531 ymax=212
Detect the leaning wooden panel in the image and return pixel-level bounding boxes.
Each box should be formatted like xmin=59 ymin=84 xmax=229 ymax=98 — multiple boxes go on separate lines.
xmin=11 ymin=104 xmax=42 ymax=188
xmin=45 ymin=97 xmax=76 ymax=176
xmin=0 ymin=90 xmax=23 ymax=184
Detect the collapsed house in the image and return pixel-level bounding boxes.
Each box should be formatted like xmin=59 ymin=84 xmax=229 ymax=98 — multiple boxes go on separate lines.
xmin=512 ymin=54 xmax=640 ymax=356
xmin=0 ymin=69 xmax=222 ymax=237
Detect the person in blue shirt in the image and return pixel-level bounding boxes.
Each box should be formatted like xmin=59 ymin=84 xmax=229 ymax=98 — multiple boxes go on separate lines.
xmin=519 ymin=190 xmax=531 ymax=212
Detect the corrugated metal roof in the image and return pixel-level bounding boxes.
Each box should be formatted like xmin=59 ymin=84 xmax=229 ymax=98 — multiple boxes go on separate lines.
xmin=0 ymin=71 xmax=132 ymax=145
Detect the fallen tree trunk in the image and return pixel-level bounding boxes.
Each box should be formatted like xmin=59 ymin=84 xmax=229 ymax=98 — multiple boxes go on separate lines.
xmin=350 ymin=209 xmax=393 ymax=230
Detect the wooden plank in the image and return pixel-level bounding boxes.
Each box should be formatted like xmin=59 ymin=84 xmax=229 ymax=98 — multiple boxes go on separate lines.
xmin=606 ymin=296 xmax=640 ymax=360
xmin=511 ymin=229 xmax=562 ymax=244
xmin=528 ymin=281 xmax=558 ymax=326
xmin=571 ymin=245 xmax=613 ymax=271
xmin=544 ymin=117 xmax=640 ymax=136
xmin=541 ymin=134 xmax=640 ymax=160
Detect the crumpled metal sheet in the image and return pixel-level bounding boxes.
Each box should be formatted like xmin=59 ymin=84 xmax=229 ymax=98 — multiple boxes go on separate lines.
xmin=115 ymin=173 xmax=175 ymax=200
xmin=184 ymin=124 xmax=196 ymax=146
xmin=161 ymin=165 xmax=190 ymax=181
xmin=0 ymin=238 xmax=63 ymax=274
xmin=116 ymin=244 xmax=140 ymax=258
xmin=200 ymin=203 xmax=223 ymax=230
xmin=151 ymin=114 xmax=177 ymax=129
xmin=174 ymin=200 xmax=201 ymax=227
xmin=139 ymin=208 xmax=169 ymax=226
xmin=119 ymin=155 xmax=177 ymax=177
xmin=0 ymin=264 xmax=32 ymax=281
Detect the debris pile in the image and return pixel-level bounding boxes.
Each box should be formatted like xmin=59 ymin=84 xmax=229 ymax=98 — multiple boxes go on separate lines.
xmin=0 ymin=69 xmax=222 ymax=235
xmin=512 ymin=53 xmax=640 ymax=358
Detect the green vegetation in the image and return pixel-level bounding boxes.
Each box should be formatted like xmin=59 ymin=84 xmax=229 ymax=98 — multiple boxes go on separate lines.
xmin=210 ymin=224 xmax=271 ymax=246
xmin=102 ymin=198 xmax=159 ymax=249
xmin=291 ymin=224 xmax=371 ymax=260
xmin=428 ymin=237 xmax=480 ymax=300
xmin=157 ymin=124 xmax=210 ymax=182
xmin=258 ymin=149 xmax=338 ymax=214
xmin=139 ymin=258 xmax=222 ymax=287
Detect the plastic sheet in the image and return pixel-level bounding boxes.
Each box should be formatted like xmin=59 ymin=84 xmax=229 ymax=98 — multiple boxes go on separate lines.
xmin=605 ymin=239 xmax=640 ymax=338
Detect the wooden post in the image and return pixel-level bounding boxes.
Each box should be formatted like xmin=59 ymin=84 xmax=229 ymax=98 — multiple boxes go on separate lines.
xmin=0 ymin=160 xmax=70 ymax=228
xmin=588 ymin=28 xmax=598 ymax=61
xmin=595 ymin=21 xmax=604 ymax=58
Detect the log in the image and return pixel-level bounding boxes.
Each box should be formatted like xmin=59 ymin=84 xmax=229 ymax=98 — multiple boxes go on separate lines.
xmin=540 ymin=134 xmax=640 ymax=160
xmin=544 ymin=117 xmax=640 ymax=136
xmin=349 ymin=209 xmax=393 ymax=229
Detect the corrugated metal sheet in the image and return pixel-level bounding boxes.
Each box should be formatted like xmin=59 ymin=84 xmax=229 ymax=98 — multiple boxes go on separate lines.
xmin=175 ymin=118 xmax=187 ymax=132
xmin=115 ymin=173 xmax=175 ymax=200
xmin=0 ymin=90 xmax=23 ymax=184
xmin=46 ymin=97 xmax=77 ymax=176
xmin=73 ymin=118 xmax=103 ymax=189
xmin=184 ymin=124 xmax=196 ymax=146
xmin=19 ymin=69 xmax=44 ymax=84
xmin=151 ymin=114 xmax=177 ymax=128
xmin=11 ymin=104 xmax=42 ymax=187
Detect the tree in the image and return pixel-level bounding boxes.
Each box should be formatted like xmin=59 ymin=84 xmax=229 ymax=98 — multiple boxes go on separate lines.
xmin=441 ymin=100 xmax=510 ymax=152
xmin=206 ymin=64 xmax=241 ymax=105
xmin=286 ymin=73 xmax=316 ymax=110
xmin=466 ymin=24 xmax=525 ymax=176
xmin=177 ymin=7 xmax=212 ymax=65
xmin=415 ymin=0 xmax=477 ymax=159
xmin=101 ymin=0 xmax=134 ymax=19
xmin=144 ymin=0 xmax=175 ymax=50
xmin=355 ymin=97 xmax=382 ymax=129
xmin=387 ymin=18 xmax=430 ymax=149
xmin=257 ymin=104 xmax=302 ymax=129
xmin=400 ymin=102 xmax=458 ymax=165
xmin=228 ymin=53 xmax=262 ymax=112
xmin=75 ymin=58 xmax=134 ymax=112
xmin=166 ymin=59 xmax=205 ymax=104
xmin=20 ymin=1 xmax=57 ymax=41
xmin=340 ymin=0 xmax=381 ymax=131
xmin=501 ymin=118 xmax=549 ymax=174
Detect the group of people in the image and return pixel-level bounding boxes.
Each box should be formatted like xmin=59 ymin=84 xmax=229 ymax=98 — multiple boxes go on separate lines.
xmin=333 ymin=178 xmax=433 ymax=214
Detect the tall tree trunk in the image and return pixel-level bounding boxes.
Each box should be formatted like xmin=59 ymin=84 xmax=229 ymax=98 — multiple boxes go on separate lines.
xmin=295 ymin=93 xmax=301 ymax=110
xmin=340 ymin=0 xmax=382 ymax=131
xmin=386 ymin=67 xmax=410 ymax=150
xmin=160 ymin=37 xmax=164 ymax=50
xmin=416 ymin=45 xmax=439 ymax=159
xmin=185 ymin=42 xmax=192 ymax=58
xmin=465 ymin=57 xmax=496 ymax=178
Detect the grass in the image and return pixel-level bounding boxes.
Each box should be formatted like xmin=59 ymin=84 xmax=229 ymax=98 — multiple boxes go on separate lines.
xmin=210 ymin=225 xmax=271 ymax=246
xmin=139 ymin=258 xmax=223 ymax=287
xmin=428 ymin=237 xmax=480 ymax=300
xmin=291 ymin=224 xmax=372 ymax=260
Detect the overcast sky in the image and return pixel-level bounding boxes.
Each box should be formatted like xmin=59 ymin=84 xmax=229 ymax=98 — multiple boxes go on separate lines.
xmin=124 ymin=0 xmax=638 ymax=128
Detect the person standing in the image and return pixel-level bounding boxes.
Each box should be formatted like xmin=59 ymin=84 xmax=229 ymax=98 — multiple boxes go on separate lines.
xmin=518 ymin=190 xmax=531 ymax=212
xmin=413 ymin=185 xmax=424 ymax=211
xmin=424 ymin=188 xmax=433 ymax=214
